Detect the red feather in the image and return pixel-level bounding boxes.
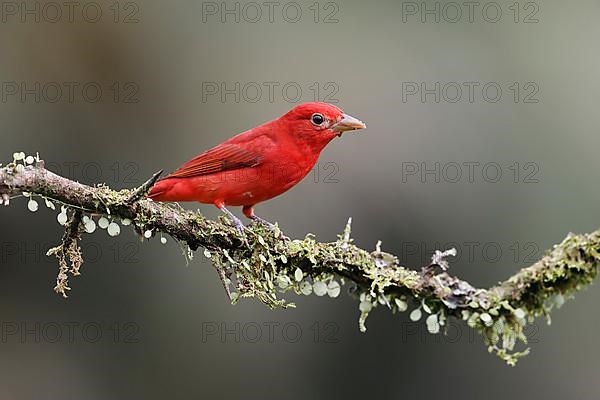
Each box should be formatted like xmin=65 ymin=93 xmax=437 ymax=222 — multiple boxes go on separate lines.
xmin=147 ymin=102 xmax=363 ymax=210
xmin=167 ymin=143 xmax=262 ymax=178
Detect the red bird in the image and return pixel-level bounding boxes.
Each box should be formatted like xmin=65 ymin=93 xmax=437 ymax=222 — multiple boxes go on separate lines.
xmin=148 ymin=102 xmax=366 ymax=235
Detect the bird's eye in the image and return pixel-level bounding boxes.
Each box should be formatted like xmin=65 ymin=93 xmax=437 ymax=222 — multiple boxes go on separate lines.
xmin=311 ymin=113 xmax=325 ymax=126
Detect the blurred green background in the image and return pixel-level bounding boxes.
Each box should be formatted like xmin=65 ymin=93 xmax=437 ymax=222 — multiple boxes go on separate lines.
xmin=1 ymin=0 xmax=599 ymax=398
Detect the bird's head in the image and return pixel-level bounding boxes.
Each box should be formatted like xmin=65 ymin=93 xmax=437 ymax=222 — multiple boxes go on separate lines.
xmin=279 ymin=102 xmax=366 ymax=149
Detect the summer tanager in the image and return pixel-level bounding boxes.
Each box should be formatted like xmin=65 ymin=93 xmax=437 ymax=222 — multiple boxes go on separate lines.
xmin=148 ymin=102 xmax=366 ymax=235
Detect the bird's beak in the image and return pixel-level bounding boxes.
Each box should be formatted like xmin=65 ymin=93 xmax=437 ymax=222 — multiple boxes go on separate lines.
xmin=331 ymin=113 xmax=366 ymax=133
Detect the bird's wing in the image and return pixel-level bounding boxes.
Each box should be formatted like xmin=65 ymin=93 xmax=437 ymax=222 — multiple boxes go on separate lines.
xmin=165 ymin=143 xmax=263 ymax=179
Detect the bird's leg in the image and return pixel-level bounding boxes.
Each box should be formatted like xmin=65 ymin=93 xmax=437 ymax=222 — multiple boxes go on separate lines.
xmin=216 ymin=203 xmax=248 ymax=246
xmin=242 ymin=204 xmax=274 ymax=227
xmin=243 ymin=205 xmax=288 ymax=240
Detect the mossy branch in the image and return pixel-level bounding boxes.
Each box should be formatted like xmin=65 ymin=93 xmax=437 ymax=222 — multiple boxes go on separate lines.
xmin=1 ymin=154 xmax=598 ymax=365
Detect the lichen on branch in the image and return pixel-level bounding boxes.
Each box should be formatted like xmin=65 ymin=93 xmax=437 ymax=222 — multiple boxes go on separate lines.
xmin=1 ymin=153 xmax=598 ymax=366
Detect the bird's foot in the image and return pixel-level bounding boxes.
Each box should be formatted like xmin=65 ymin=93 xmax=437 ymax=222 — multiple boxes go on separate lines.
xmin=250 ymin=215 xmax=275 ymax=229
xmin=250 ymin=216 xmax=289 ymax=240
xmin=219 ymin=206 xmax=250 ymax=247
xmin=230 ymin=217 xmax=250 ymax=247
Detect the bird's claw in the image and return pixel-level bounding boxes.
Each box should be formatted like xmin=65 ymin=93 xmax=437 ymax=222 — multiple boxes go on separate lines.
xmin=218 ymin=206 xmax=250 ymax=247
xmin=236 ymin=227 xmax=250 ymax=247
xmin=230 ymin=216 xmax=250 ymax=247
xmin=251 ymin=216 xmax=289 ymax=241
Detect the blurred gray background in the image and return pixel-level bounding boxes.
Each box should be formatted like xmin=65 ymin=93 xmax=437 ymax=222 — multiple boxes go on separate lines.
xmin=1 ymin=0 xmax=599 ymax=398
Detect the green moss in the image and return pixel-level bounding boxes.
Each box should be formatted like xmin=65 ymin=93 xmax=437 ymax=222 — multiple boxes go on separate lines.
xmin=7 ymin=157 xmax=599 ymax=366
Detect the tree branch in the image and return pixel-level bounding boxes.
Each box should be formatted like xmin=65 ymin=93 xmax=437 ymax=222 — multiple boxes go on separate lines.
xmin=1 ymin=154 xmax=598 ymax=365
